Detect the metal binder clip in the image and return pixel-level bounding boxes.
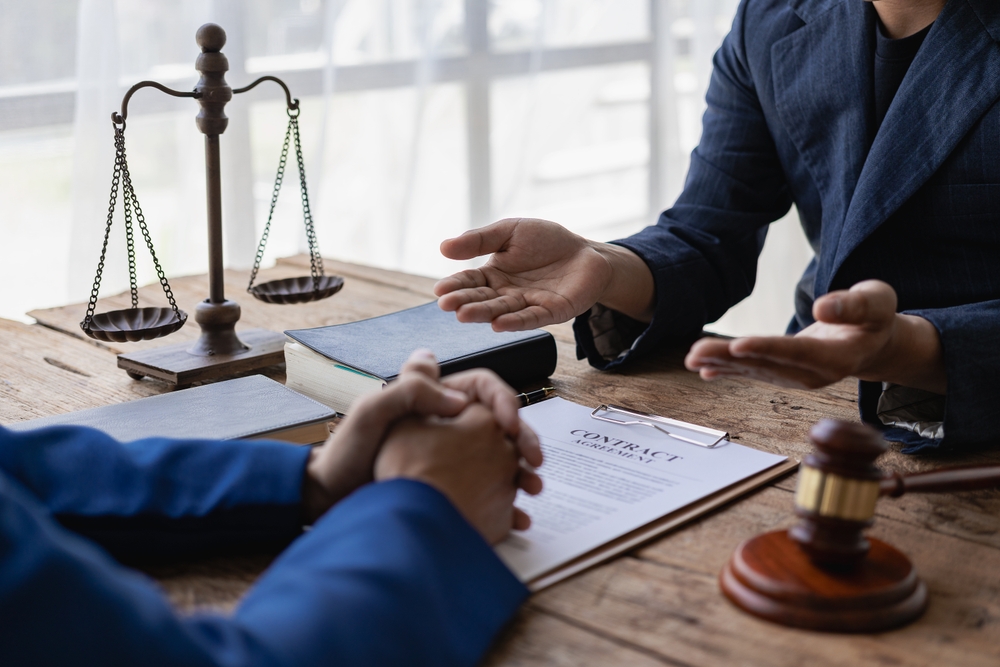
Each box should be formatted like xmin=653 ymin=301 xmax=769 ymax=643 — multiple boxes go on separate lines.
xmin=590 ymin=404 xmax=729 ymax=448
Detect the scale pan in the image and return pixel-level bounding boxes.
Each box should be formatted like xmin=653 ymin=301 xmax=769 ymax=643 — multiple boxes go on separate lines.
xmin=249 ymin=275 xmax=345 ymax=304
xmin=82 ymin=307 xmax=188 ymax=343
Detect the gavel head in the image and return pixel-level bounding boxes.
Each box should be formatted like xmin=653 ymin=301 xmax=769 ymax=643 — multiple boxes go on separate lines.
xmin=789 ymin=419 xmax=887 ymax=567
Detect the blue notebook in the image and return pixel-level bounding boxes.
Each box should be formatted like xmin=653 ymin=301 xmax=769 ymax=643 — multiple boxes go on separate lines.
xmin=283 ymin=302 xmax=558 ymax=412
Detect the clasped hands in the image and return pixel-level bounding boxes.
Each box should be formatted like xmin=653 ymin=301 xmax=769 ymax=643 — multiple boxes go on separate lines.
xmin=302 ymin=349 xmax=543 ymax=544
xmin=433 ymin=218 xmax=946 ymax=396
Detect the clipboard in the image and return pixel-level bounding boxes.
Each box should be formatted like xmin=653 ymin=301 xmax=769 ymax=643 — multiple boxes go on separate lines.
xmin=518 ymin=397 xmax=797 ymax=592
xmin=525 ymin=458 xmax=798 ymax=591
xmin=590 ymin=404 xmax=729 ymax=448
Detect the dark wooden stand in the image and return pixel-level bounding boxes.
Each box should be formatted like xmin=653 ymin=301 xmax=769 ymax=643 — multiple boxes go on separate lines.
xmin=719 ymin=420 xmax=927 ymax=632
xmin=720 ymin=421 xmax=930 ymax=632
xmin=117 ymin=25 xmax=287 ymax=385
xmin=721 ymin=530 xmax=927 ymax=632
xmin=720 ymin=419 xmax=1000 ymax=632
xmin=118 ymin=328 xmax=285 ymax=385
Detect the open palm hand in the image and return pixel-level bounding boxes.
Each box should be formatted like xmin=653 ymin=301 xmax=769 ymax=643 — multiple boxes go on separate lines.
xmin=685 ymin=281 xmax=907 ymax=390
xmin=435 ymin=218 xmax=614 ymax=331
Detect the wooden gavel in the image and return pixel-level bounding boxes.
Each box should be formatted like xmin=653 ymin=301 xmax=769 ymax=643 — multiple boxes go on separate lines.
xmin=790 ymin=419 xmax=1000 ymax=565
xmin=721 ymin=419 xmax=1000 ymax=633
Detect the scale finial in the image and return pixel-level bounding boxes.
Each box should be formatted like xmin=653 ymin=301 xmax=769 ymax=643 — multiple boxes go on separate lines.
xmin=196 ymin=23 xmax=226 ymax=52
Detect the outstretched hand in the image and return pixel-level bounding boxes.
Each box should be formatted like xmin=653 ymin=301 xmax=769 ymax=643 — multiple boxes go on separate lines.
xmin=435 ymin=218 xmax=614 ymax=331
xmin=684 ymin=280 xmax=946 ymax=394
xmin=437 ymin=217 xmax=658 ymax=331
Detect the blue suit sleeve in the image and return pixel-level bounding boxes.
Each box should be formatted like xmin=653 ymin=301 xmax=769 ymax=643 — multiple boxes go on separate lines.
xmin=0 ymin=425 xmax=310 ymax=558
xmin=574 ymin=0 xmax=793 ymax=369
xmin=228 ymin=480 xmax=528 ymax=667
xmin=857 ymin=301 xmax=1000 ymax=453
xmin=1 ymin=436 xmax=526 ymax=666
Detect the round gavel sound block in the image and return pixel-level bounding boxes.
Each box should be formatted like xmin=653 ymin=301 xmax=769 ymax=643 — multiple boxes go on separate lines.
xmin=720 ymin=531 xmax=926 ymax=632
xmin=719 ymin=420 xmax=928 ymax=632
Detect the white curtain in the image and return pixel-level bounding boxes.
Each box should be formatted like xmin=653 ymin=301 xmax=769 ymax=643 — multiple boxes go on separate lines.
xmin=0 ymin=0 xmax=810 ymax=335
xmin=67 ymin=0 xmax=120 ymax=303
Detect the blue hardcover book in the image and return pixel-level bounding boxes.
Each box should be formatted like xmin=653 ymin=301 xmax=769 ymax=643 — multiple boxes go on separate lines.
xmin=284 ymin=301 xmax=557 ymax=412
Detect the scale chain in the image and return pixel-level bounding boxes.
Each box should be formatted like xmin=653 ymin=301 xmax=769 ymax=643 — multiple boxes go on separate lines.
xmin=247 ymin=116 xmax=292 ymax=291
xmin=121 ymin=128 xmax=139 ymax=309
xmin=247 ymin=108 xmax=325 ymax=293
xmin=83 ymin=126 xmax=125 ymax=329
xmin=119 ymin=140 xmax=182 ymax=317
xmin=81 ymin=121 xmax=182 ymax=332
xmin=291 ymin=115 xmax=324 ymax=287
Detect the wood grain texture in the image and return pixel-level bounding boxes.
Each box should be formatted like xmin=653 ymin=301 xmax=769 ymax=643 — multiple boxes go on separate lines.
xmin=483 ymin=608 xmax=671 ymax=667
xmin=0 ymin=318 xmax=164 ymax=423
xmin=13 ymin=258 xmax=1000 ymax=664
xmin=527 ymin=545 xmax=999 ymax=667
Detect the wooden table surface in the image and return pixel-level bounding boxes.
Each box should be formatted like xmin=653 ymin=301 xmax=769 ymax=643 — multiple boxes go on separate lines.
xmin=3 ymin=255 xmax=999 ymax=666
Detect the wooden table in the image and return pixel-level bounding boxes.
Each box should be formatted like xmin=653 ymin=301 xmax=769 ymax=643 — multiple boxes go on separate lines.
xmin=3 ymin=255 xmax=999 ymax=666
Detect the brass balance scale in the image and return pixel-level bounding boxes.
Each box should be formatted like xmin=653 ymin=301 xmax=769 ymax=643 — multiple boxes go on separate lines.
xmin=80 ymin=23 xmax=343 ymax=386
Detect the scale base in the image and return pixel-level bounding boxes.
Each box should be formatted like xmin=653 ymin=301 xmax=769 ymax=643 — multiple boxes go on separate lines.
xmin=117 ymin=328 xmax=286 ymax=387
xmin=720 ymin=530 xmax=927 ymax=633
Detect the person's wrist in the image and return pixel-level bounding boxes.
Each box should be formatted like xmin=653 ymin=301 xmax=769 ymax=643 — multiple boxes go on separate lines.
xmin=894 ymin=313 xmax=947 ymax=394
xmin=592 ymin=242 xmax=655 ymax=322
xmin=860 ymin=313 xmax=946 ymax=394
xmin=301 ymin=447 xmax=338 ymax=524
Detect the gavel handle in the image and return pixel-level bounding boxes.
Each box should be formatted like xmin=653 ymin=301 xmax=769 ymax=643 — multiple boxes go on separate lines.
xmin=880 ymin=466 xmax=1000 ymax=497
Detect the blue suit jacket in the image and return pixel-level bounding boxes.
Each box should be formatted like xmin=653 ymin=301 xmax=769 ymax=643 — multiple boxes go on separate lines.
xmin=0 ymin=425 xmax=526 ymax=666
xmin=576 ymin=0 xmax=1000 ymax=453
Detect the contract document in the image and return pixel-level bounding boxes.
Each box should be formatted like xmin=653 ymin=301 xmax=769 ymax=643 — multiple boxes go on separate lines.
xmin=497 ymin=397 xmax=790 ymax=587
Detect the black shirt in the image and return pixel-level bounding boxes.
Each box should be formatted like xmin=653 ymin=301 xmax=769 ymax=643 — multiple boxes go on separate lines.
xmin=874 ymin=20 xmax=933 ymax=130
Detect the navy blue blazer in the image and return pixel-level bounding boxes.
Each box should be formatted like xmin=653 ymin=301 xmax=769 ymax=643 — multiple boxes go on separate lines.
xmin=0 ymin=425 xmax=526 ymax=666
xmin=576 ymin=0 xmax=1000 ymax=452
